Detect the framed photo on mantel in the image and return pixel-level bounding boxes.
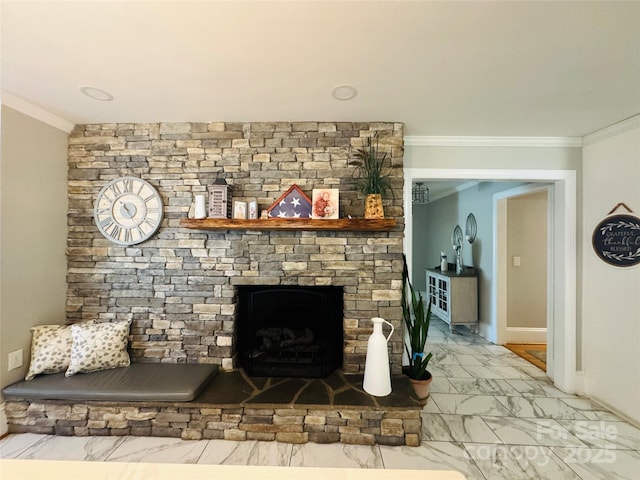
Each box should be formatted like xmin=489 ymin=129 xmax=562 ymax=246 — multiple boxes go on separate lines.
xmin=312 ymin=188 xmax=339 ymax=219
xmin=233 ymin=200 xmax=247 ymax=220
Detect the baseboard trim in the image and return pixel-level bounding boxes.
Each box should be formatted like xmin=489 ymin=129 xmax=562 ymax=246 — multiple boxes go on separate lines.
xmin=573 ymin=370 xmax=585 ymax=395
xmin=506 ymin=327 xmax=547 ymax=344
xmin=587 ymin=393 xmax=640 ymax=429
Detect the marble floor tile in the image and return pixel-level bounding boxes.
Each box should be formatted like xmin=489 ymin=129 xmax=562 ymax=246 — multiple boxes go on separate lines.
xmin=481 ymin=345 xmax=514 ymax=355
xmin=496 ymin=396 xmax=589 ymax=420
xmin=435 ymin=335 xmax=488 ymax=347
xmin=482 ymin=417 xmax=586 ymax=447
xmin=461 ymin=365 xmax=536 ymax=381
xmin=476 ymin=353 xmax=536 ymax=368
xmin=560 ymin=397 xmax=624 ymax=421
xmin=428 ymin=364 xmax=474 ymax=379
xmin=289 ymin=442 xmax=382 ymax=468
xmin=553 ymin=446 xmax=640 ymax=480
xmin=198 ymin=439 xmax=293 ymax=466
xmin=430 ymin=394 xmax=514 ymax=417
xmin=431 ymin=344 xmax=496 ymax=356
xmin=505 ymin=379 xmax=577 ymax=398
xmin=422 ymin=413 xmax=500 ymax=443
xmin=428 ymin=376 xmax=458 ymax=394
xmin=15 ymin=434 xmax=127 ymax=461
xmin=464 ymin=443 xmax=582 ymax=480
xmin=105 ymin=436 xmax=208 ymax=464
xmin=422 ymin=397 xmax=442 ymax=413
xmin=556 ymin=419 xmax=640 ymax=450
xmin=0 ymin=433 xmax=47 ymax=459
xmin=380 ymin=441 xmax=486 ymax=480
xmin=449 ymin=378 xmax=522 ymax=396
xmin=431 ymin=353 xmax=485 ymax=366
xmin=515 ymin=364 xmax=549 ymax=380
xmin=428 ymin=333 xmax=480 ymax=347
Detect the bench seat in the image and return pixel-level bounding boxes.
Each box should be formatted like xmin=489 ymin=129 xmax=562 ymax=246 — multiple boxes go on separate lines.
xmin=2 ymin=363 xmax=218 ymax=402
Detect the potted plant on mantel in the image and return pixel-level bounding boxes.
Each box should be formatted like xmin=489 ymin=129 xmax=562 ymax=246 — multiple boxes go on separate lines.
xmin=350 ymin=136 xmax=392 ymax=219
xmin=402 ymin=254 xmax=434 ymax=404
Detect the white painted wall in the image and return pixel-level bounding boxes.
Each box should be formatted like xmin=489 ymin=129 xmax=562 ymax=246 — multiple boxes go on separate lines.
xmin=582 ymin=118 xmax=640 ymax=423
xmin=0 ymin=106 xmax=68 ymax=434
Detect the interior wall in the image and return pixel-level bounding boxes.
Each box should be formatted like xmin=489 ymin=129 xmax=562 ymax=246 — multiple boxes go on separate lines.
xmin=506 ymin=190 xmax=547 ymax=329
xmin=0 ymin=106 xmax=68 ymax=400
xmin=582 ymin=118 xmax=640 ymax=423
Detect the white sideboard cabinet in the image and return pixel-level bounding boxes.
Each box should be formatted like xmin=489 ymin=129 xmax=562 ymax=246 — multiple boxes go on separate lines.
xmin=426 ymin=267 xmax=478 ymax=332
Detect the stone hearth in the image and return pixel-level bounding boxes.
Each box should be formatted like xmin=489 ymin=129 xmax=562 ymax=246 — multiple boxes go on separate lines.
xmin=5 ymin=370 xmax=423 ymax=446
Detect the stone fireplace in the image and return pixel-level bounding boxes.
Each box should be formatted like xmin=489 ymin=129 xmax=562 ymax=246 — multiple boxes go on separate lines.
xmin=66 ymin=122 xmax=405 ymax=375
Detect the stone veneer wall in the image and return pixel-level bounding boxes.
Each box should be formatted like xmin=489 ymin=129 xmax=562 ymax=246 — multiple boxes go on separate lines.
xmin=67 ymin=122 xmax=404 ymax=374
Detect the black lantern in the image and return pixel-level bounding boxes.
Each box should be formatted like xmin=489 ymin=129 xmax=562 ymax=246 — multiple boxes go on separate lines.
xmin=412 ymin=182 xmax=429 ymax=204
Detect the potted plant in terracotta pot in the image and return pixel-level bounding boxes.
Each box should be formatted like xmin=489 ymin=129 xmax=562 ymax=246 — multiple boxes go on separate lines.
xmin=350 ymin=136 xmax=392 ymax=219
xmin=402 ymin=254 xmax=433 ymax=404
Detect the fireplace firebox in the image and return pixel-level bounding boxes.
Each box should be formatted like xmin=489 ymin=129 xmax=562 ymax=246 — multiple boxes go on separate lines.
xmin=238 ymin=286 xmax=343 ymax=377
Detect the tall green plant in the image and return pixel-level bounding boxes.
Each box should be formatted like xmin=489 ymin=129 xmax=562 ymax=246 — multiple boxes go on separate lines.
xmin=402 ymin=254 xmax=433 ymax=380
xmin=349 ymin=136 xmax=391 ymax=196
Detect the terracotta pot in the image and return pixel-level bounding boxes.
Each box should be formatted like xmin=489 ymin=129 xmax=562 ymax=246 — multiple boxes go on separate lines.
xmin=364 ymin=194 xmax=384 ymax=219
xmin=408 ymin=371 xmax=433 ymax=405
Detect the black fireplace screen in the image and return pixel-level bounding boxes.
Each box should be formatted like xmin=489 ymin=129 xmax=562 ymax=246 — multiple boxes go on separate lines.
xmin=237 ymin=286 xmax=343 ymax=377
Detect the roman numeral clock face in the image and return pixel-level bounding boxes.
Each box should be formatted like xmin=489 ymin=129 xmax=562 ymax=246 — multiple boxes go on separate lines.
xmin=94 ymin=176 xmax=163 ymax=245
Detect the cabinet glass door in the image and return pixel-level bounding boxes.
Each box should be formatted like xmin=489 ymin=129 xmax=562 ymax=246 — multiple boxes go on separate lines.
xmin=428 ymin=275 xmax=437 ymax=307
xmin=438 ymin=278 xmax=449 ymax=313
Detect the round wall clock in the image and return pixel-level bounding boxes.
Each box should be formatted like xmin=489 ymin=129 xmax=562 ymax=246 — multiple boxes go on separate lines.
xmin=94 ymin=176 xmax=163 ymax=245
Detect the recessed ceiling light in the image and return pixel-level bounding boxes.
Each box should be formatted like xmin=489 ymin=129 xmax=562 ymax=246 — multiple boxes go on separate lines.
xmin=331 ymin=84 xmax=358 ymax=101
xmin=79 ymin=85 xmax=114 ymax=101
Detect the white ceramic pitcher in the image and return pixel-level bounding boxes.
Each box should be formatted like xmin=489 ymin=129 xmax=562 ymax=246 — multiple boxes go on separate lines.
xmin=363 ymin=317 xmax=394 ymax=396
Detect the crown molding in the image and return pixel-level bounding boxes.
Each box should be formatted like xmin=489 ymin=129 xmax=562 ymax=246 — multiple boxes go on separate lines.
xmin=404 ymin=135 xmax=583 ymax=148
xmin=582 ymin=115 xmax=640 ymax=146
xmin=1 ymin=91 xmax=74 ymax=133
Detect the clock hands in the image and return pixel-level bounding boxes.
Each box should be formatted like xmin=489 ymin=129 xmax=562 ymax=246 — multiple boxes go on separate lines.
xmin=119 ymin=200 xmax=137 ymax=219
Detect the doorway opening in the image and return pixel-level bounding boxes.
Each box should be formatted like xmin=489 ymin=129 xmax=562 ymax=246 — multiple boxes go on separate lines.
xmin=404 ymin=168 xmax=576 ymax=393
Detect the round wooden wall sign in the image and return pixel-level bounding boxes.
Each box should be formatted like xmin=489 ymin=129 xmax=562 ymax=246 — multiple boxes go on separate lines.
xmin=592 ymin=214 xmax=640 ymax=267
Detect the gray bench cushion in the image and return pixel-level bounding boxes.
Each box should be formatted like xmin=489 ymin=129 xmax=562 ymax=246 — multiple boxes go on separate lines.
xmin=2 ymin=363 xmax=218 ymax=402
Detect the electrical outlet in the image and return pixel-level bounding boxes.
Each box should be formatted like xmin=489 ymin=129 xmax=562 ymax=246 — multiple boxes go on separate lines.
xmin=8 ymin=349 xmax=23 ymax=370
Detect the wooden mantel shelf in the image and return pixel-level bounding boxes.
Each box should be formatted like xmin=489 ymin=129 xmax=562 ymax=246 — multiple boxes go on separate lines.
xmin=180 ymin=217 xmax=397 ymax=232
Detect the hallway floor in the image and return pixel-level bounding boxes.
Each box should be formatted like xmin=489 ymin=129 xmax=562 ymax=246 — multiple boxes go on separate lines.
xmin=2 ymin=318 xmax=639 ymax=479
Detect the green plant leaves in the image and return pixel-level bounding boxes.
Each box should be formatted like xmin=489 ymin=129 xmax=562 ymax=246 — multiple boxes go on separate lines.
xmin=402 ymin=254 xmax=433 ymax=379
xmin=351 ymin=137 xmax=391 ymax=196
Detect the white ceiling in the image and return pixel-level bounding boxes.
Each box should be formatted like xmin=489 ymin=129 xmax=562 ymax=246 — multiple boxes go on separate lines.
xmin=2 ymin=1 xmax=639 ymax=137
